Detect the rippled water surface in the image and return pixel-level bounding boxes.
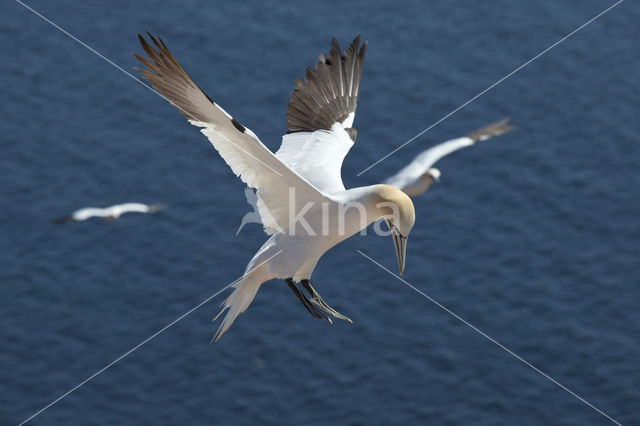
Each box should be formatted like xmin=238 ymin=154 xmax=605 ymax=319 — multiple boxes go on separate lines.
xmin=2 ymin=0 xmax=638 ymax=424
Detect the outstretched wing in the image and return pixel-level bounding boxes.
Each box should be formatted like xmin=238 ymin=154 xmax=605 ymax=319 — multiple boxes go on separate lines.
xmin=384 ymin=119 xmax=514 ymax=196
xmin=275 ymin=36 xmax=367 ymax=194
xmin=135 ymin=33 xmax=332 ymax=234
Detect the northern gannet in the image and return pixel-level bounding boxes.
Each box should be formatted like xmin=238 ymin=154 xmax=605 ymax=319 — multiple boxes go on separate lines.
xmin=135 ymin=34 xmax=416 ymax=340
xmin=53 ymin=202 xmax=167 ymax=223
xmin=383 ymin=119 xmax=515 ymax=197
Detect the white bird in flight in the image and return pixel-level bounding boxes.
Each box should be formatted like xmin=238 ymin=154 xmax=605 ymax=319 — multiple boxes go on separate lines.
xmin=137 ymin=33 xmax=494 ymax=340
xmin=54 ymin=202 xmax=167 ymax=223
xmin=383 ymin=119 xmax=514 ymax=197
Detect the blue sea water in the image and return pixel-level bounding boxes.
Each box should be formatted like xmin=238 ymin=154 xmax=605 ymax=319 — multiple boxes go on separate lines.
xmin=1 ymin=0 xmax=638 ymax=424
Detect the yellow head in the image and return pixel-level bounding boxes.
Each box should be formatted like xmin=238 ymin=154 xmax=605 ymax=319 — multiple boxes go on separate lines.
xmin=371 ymin=185 xmax=416 ymax=274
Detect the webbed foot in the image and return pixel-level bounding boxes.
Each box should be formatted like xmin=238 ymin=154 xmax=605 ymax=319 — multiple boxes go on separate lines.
xmin=301 ymin=279 xmax=353 ymax=323
xmin=285 ymin=278 xmax=332 ymax=324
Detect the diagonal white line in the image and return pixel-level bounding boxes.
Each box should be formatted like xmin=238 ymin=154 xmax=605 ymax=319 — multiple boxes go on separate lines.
xmin=356 ymin=250 xmax=622 ymax=425
xmin=207 ymin=129 xmax=283 ymax=177
xmin=14 ymin=0 xmax=284 ymax=178
xmin=18 ymin=250 xmax=283 ymax=426
xmin=14 ymin=0 xmax=162 ymax=99
xmin=357 ymin=0 xmax=624 ymax=176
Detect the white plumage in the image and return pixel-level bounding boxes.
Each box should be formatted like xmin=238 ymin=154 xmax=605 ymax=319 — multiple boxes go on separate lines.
xmin=384 ymin=119 xmax=514 ymax=197
xmin=275 ymin=118 xmax=355 ymax=194
xmin=135 ymin=34 xmax=440 ymax=340
xmin=54 ymin=202 xmax=166 ymax=223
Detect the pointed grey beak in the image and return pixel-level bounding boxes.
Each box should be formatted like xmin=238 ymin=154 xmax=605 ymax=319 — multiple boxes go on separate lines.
xmin=392 ymin=230 xmax=407 ymax=275
xmin=384 ymin=217 xmax=408 ymax=274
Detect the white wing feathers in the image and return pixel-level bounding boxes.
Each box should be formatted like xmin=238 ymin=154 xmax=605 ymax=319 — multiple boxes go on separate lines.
xmin=276 ymin=119 xmax=354 ymax=194
xmin=384 ymin=119 xmax=514 ymax=196
xmin=383 ymin=137 xmax=474 ymax=190
xmin=135 ymin=33 xmax=332 ymax=234
xmin=72 ymin=208 xmax=111 ymax=221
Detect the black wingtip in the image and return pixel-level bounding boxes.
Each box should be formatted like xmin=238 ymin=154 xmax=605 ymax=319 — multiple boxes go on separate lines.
xmin=360 ymin=40 xmax=368 ymax=54
xmin=285 ymin=36 xmax=367 ymax=134
xmin=158 ymin=35 xmax=168 ymax=49
xmin=329 ymin=37 xmax=341 ymax=58
xmin=351 ymin=35 xmax=362 ymax=47
xmin=138 ymin=33 xmax=150 ymax=49
xmin=147 ymin=32 xmax=162 ymax=50
xmin=231 ymin=117 xmax=246 ymax=133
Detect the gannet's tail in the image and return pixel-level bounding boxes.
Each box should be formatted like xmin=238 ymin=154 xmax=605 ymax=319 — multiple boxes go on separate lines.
xmin=212 ymin=274 xmax=264 ymax=342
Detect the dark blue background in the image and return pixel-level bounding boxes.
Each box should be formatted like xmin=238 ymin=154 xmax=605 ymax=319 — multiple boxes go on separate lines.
xmin=2 ymin=0 xmax=638 ymax=424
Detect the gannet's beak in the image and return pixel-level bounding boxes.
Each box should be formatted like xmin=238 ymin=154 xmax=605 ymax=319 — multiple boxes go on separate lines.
xmin=385 ymin=218 xmax=407 ymax=275
xmin=392 ymin=230 xmax=407 ymax=275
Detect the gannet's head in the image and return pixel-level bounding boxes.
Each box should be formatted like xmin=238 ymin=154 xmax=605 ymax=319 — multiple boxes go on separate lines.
xmin=373 ymin=185 xmax=416 ymax=275
xmin=426 ymin=168 xmax=441 ymax=183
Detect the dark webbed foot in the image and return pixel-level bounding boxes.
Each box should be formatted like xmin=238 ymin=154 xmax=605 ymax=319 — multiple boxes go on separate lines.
xmin=301 ymin=279 xmax=353 ymax=323
xmin=285 ymin=278 xmax=332 ymax=323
